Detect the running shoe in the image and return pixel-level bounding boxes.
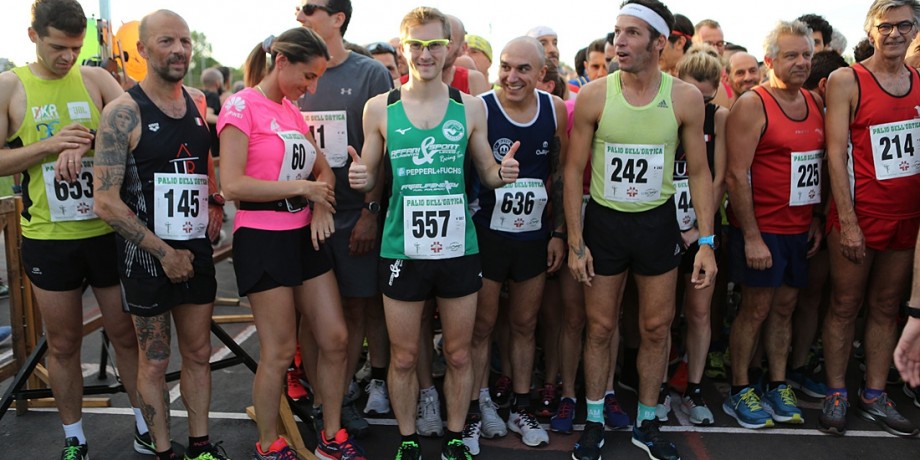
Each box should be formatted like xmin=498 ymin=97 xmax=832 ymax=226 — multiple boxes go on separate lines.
xmin=395 ymin=440 xmax=421 ymax=460
xmin=722 ymin=387 xmax=774 ymax=429
xmin=818 ymin=392 xmax=848 ymax=435
xmin=631 ymin=419 xmax=680 ymax=460
xmin=315 ymin=428 xmax=366 ymax=460
xmin=287 ymin=367 xmax=309 ymax=401
xmin=342 ymin=401 xmax=370 ymax=438
xmin=60 ymin=437 xmax=88 ymax=460
xmin=656 ymin=389 xmax=671 ymax=422
xmin=680 ymin=392 xmax=714 ymax=426
xmin=0 ymin=325 xmax=11 ymax=346
xmin=462 ymin=415 xmax=482 ymax=455
xmin=536 ymin=383 xmax=557 ymax=417
xmin=310 ymin=405 xmax=325 ymax=437
xmin=344 ymin=380 xmax=361 ymax=405
xmin=354 ymin=357 xmax=372 ymax=384
xmin=550 ymin=397 xmax=575 ymax=434
xmin=856 ymin=391 xmax=919 ymax=437
xmin=479 ymin=397 xmax=507 ymax=438
xmin=491 ymin=375 xmax=513 ymax=408
xmin=704 ymin=351 xmax=727 ymax=380
xmin=572 ymin=421 xmax=605 ymax=460
xmin=364 ymin=379 xmax=391 ymax=415
xmin=786 ymin=367 xmax=827 ymax=399
xmin=762 ymin=384 xmax=804 ymax=424
xmin=254 ymin=437 xmax=298 ymax=460
xmin=134 ymin=427 xmax=156 ymax=455
xmin=417 ymin=390 xmax=444 ymax=437
xmin=507 ymin=408 xmax=549 ymax=447
xmin=604 ymin=393 xmax=630 ymax=429
xmin=184 ymin=442 xmax=230 ymax=460
xmin=441 ymin=438 xmax=472 ymax=460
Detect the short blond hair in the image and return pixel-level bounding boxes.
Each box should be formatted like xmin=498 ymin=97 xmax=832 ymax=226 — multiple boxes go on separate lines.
xmin=676 ymin=44 xmax=722 ymax=86
xmin=399 ymin=7 xmax=450 ymax=40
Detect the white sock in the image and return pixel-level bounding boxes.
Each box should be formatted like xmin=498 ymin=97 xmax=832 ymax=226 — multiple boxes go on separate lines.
xmin=605 ymin=389 xmax=616 ymax=397
xmin=63 ymin=419 xmax=86 ymax=445
xmin=479 ymin=387 xmax=491 ymax=401
xmin=420 ymin=386 xmax=437 ymax=398
xmin=133 ymin=407 xmax=149 ymax=434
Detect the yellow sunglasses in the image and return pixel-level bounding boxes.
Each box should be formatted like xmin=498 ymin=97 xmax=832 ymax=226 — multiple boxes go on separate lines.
xmin=403 ymin=38 xmax=450 ymax=53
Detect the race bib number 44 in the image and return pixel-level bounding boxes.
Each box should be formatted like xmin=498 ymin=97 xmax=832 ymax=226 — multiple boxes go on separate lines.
xmin=490 ymin=179 xmax=548 ymax=233
xmin=302 ymin=111 xmax=348 ymax=168
xmin=154 ymin=173 xmax=208 ymax=240
xmin=603 ymin=143 xmax=664 ymax=202
xmin=673 ymin=179 xmax=696 ymax=230
xmin=42 ymin=158 xmax=97 ymax=222
xmin=403 ymin=194 xmax=466 ymax=259
xmin=790 ymin=150 xmax=822 ymax=206
xmin=870 ymin=119 xmax=920 ymax=180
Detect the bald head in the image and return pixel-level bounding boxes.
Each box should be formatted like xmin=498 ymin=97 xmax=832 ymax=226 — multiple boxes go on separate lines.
xmin=201 ymin=67 xmax=223 ymax=88
xmin=139 ymin=9 xmax=187 ymax=43
xmin=728 ymin=52 xmax=760 ymax=95
xmin=503 ymin=36 xmax=546 ymax=68
xmin=444 ymin=15 xmax=467 ymax=68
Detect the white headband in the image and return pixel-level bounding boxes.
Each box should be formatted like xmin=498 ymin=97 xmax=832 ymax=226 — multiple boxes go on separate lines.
xmin=617 ymin=3 xmax=670 ymax=38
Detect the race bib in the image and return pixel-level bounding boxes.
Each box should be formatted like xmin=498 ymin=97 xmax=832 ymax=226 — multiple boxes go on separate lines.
xmin=489 ymin=179 xmax=548 ymax=233
xmin=153 ymin=173 xmax=208 ymax=240
xmin=42 ymin=158 xmax=97 ymax=222
xmin=302 ymin=111 xmax=348 ymax=168
xmin=673 ymin=179 xmax=696 ymax=230
xmin=603 ymin=143 xmax=664 ymax=202
xmin=581 ymin=194 xmax=590 ymax=227
xmin=870 ymin=119 xmax=920 ymax=180
xmin=403 ymin=194 xmax=466 ymax=259
xmin=789 ymin=150 xmax=822 ymax=206
xmin=277 ymin=131 xmax=317 ymax=181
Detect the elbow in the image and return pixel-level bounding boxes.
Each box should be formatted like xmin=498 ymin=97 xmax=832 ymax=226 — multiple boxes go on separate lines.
xmin=93 ymin=199 xmax=115 ymax=223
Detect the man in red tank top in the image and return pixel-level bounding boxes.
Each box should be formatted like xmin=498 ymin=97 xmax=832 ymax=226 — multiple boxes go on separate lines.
xmin=724 ymin=20 xmax=824 ymax=430
xmin=821 ymin=0 xmax=920 ymax=437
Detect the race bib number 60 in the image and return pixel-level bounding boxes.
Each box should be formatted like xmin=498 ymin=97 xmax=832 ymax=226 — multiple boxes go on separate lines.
xmin=603 ymin=143 xmax=664 ymax=202
xmin=870 ymin=119 xmax=920 ymax=180
xmin=42 ymin=158 xmax=97 ymax=222
xmin=154 ymin=173 xmax=208 ymax=240
xmin=403 ymin=194 xmax=466 ymax=259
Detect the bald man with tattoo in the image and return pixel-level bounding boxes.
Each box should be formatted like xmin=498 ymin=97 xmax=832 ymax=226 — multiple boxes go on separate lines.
xmin=93 ymin=9 xmax=226 ymax=460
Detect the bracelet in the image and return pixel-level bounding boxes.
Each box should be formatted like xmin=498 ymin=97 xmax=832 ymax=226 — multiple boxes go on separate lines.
xmin=497 ymin=167 xmax=504 ymax=181
xmin=551 ymin=231 xmax=567 ymax=240
xmin=908 ymin=305 xmax=920 ymax=319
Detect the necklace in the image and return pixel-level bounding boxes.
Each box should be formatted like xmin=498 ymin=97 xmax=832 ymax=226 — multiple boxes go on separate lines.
xmin=255 ymin=85 xmax=267 ymax=97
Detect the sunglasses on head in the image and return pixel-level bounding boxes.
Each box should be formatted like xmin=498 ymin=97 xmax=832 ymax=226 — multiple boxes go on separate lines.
xmin=367 ymin=42 xmax=396 ymax=55
xmin=299 ymin=3 xmax=335 ymax=16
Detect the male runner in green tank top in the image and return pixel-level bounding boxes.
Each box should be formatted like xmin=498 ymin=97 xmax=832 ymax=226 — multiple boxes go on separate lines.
xmin=348 ymin=7 xmax=519 ymax=460
xmin=0 ymin=1 xmax=146 ymax=458
xmin=564 ymin=1 xmax=717 ymax=460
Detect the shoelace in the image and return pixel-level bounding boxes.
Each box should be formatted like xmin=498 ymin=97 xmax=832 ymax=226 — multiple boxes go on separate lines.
xmin=581 ymin=423 xmax=605 ymax=446
xmin=824 ymin=393 xmax=848 ymax=415
xmin=739 ymin=389 xmax=764 ymax=411
xmin=444 ymin=439 xmax=470 ymax=459
xmin=606 ymin=395 xmax=624 ymax=413
xmin=396 ymin=441 xmax=419 ymax=460
xmin=778 ymin=387 xmax=798 ymax=407
xmin=556 ymin=399 xmax=574 ymax=418
xmin=494 ymin=376 xmax=512 ymax=396
xmin=339 ymin=436 xmax=367 ymax=460
xmin=193 ymin=441 xmax=230 ymax=460
xmin=62 ymin=446 xmax=84 ymax=460
xmin=418 ymin=395 xmax=437 ymax=417
xmin=462 ymin=419 xmax=481 ymax=437
xmin=640 ymin=420 xmax=669 ymax=444
xmin=517 ymin=410 xmax=542 ymax=429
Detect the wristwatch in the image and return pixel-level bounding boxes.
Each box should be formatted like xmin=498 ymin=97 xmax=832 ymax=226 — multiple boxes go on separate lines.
xmin=908 ymin=303 xmax=920 ymax=319
xmin=208 ymin=193 xmax=225 ymax=207
xmin=365 ymin=201 xmax=381 ymax=215
xmin=698 ymin=234 xmax=717 ymax=248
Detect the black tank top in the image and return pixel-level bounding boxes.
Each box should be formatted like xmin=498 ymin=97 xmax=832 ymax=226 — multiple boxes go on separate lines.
xmin=119 ymin=85 xmax=213 ymax=278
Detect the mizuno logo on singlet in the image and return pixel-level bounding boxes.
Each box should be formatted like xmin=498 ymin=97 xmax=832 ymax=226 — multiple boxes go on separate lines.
xmin=396 ymin=127 xmax=412 ymax=135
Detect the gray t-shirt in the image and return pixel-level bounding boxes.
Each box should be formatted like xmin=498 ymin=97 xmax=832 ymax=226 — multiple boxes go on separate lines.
xmin=298 ymin=51 xmax=393 ymax=210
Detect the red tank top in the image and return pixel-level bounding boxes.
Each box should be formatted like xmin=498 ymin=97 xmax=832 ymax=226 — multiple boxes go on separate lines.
xmin=399 ymin=66 xmax=471 ymax=94
xmin=837 ymin=63 xmax=920 ymax=219
xmin=730 ymin=86 xmax=824 ymax=234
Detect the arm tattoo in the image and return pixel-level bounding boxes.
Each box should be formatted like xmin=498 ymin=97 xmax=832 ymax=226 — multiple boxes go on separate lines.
xmin=108 ymin=216 xmax=155 ymax=252
xmin=95 ymin=166 xmax=124 ymax=192
xmin=94 ymin=105 xmax=138 ymax=166
xmin=570 ymin=240 xmax=587 ymax=260
xmin=549 ymin=136 xmax=565 ymax=230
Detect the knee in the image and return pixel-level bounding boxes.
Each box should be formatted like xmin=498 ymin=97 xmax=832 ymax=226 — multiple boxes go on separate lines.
xmin=390 ymin=345 xmax=419 ymax=374
xmin=180 ymin=338 xmax=212 ymax=368
xmin=585 ymin=321 xmax=614 ymax=344
xmin=684 ymin=306 xmax=711 ymax=329
xmin=640 ymin=316 xmax=671 ymax=344
xmin=509 ymin=314 xmax=538 ymax=338
xmin=472 ymin=319 xmax=495 ymax=344
xmin=443 ymin=345 xmax=471 ymax=370
xmin=45 ymin=332 xmax=82 ymax=361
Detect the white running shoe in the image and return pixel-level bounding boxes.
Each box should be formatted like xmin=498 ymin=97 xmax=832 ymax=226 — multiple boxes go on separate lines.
xmin=507 ymin=409 xmax=549 ymax=447
xmin=416 ymin=390 xmax=444 ymax=436
xmin=364 ymin=379 xmax=391 ymax=415
xmin=479 ymin=397 xmax=507 ymax=438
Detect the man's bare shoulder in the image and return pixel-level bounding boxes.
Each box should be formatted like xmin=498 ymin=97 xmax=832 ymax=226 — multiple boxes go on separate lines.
xmin=100 ymin=92 xmax=140 ymax=115
xmin=184 ymin=86 xmax=206 ymax=100
xmin=0 ymin=70 xmax=23 ymax=100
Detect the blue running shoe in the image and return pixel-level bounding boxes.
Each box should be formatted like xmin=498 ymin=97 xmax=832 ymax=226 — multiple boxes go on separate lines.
xmin=572 ymin=421 xmax=604 ymax=460
xmin=787 ymin=368 xmax=827 ymax=399
xmin=631 ymin=419 xmax=680 ymax=460
xmin=762 ymin=385 xmax=804 ymax=424
xmin=604 ymin=394 xmax=630 ymax=429
xmin=551 ymin=397 xmax=575 ymax=434
xmin=722 ymin=387 xmax=774 ymax=429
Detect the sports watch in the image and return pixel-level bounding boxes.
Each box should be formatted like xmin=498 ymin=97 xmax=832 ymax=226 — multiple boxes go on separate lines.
xmin=698 ymin=234 xmax=716 ymax=248
xmin=365 ymin=201 xmax=381 ymax=215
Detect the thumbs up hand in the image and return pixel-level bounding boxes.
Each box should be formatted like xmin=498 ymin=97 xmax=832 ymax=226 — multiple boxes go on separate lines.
xmin=499 ymin=140 xmax=520 ymax=184
xmin=348 ymin=146 xmax=368 ymax=190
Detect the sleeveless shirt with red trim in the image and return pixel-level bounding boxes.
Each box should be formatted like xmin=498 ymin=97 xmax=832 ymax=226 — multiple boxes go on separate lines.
xmin=729 ymin=86 xmax=824 ymax=234
xmin=837 ymin=63 xmax=920 ymax=219
xmin=399 ymin=66 xmax=471 ymax=94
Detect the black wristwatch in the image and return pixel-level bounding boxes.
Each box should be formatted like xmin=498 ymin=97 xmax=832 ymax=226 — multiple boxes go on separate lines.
xmin=908 ymin=303 xmax=920 ymax=319
xmin=365 ymin=201 xmax=381 ymax=215
xmin=208 ymin=193 xmax=225 ymax=207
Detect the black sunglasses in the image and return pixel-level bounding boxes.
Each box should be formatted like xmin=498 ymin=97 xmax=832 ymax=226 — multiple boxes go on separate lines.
xmin=299 ymin=3 xmax=335 ymax=16
xmin=367 ymin=42 xmax=396 ymax=55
